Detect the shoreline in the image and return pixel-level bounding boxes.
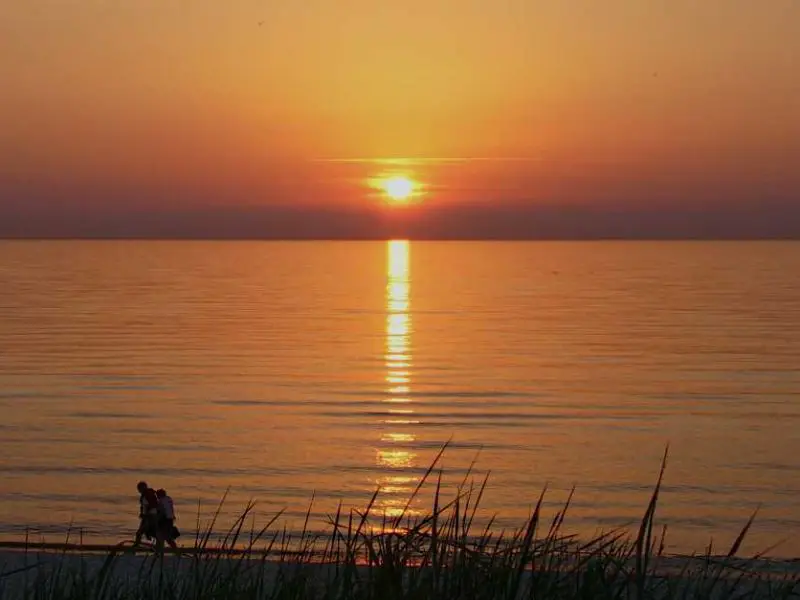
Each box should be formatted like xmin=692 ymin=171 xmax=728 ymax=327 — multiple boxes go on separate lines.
xmin=1 ymin=541 xmax=798 ymax=572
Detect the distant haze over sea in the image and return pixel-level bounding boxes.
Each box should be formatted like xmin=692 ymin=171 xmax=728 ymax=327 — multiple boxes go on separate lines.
xmin=1 ymin=200 xmax=799 ymax=240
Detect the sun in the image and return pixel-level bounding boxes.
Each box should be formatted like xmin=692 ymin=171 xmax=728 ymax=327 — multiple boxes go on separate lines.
xmin=382 ymin=176 xmax=415 ymax=202
xmin=366 ymin=171 xmax=423 ymax=205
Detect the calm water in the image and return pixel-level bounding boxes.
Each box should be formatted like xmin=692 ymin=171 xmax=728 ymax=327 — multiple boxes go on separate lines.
xmin=1 ymin=241 xmax=799 ymax=556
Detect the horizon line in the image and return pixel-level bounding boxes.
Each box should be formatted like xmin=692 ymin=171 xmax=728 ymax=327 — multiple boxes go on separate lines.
xmin=1 ymin=236 xmax=798 ymax=242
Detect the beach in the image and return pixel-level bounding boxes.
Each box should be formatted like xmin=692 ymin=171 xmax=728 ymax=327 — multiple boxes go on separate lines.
xmin=2 ymin=542 xmax=800 ymax=600
xmin=5 ymin=0 xmax=800 ymax=593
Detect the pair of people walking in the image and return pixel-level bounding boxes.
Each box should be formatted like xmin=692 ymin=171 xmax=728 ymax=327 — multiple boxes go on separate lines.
xmin=134 ymin=481 xmax=179 ymax=551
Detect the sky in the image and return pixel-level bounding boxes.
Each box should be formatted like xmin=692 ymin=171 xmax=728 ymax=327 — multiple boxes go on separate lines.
xmin=1 ymin=0 xmax=799 ymax=238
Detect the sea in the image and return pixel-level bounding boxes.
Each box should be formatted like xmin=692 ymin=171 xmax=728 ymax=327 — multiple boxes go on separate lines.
xmin=1 ymin=241 xmax=798 ymax=557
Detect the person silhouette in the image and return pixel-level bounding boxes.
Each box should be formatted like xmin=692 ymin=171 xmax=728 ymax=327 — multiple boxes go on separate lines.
xmin=134 ymin=481 xmax=159 ymax=546
xmin=156 ymin=488 xmax=179 ymax=549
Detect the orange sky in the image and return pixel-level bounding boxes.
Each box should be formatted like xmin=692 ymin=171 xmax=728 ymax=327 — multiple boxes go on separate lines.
xmin=1 ymin=1 xmax=799 ymax=236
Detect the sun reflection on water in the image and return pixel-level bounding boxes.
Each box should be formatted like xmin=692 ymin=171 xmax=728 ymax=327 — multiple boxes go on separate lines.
xmin=375 ymin=240 xmax=419 ymax=519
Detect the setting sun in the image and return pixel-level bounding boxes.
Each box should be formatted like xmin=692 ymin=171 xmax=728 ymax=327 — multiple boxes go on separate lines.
xmin=382 ymin=177 xmax=414 ymax=202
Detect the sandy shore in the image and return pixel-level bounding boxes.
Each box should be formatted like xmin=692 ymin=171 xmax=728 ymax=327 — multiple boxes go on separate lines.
xmin=0 ymin=546 xmax=333 ymax=598
xmin=1 ymin=544 xmax=798 ymax=599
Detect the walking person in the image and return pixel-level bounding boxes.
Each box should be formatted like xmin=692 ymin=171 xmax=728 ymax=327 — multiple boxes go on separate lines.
xmin=156 ymin=488 xmax=179 ymax=549
xmin=134 ymin=481 xmax=159 ymax=546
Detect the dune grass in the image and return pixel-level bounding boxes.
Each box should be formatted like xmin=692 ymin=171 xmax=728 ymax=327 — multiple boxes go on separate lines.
xmin=1 ymin=444 xmax=798 ymax=599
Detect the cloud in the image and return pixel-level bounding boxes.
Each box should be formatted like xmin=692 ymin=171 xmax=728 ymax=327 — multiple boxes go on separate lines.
xmin=309 ymin=157 xmax=544 ymax=166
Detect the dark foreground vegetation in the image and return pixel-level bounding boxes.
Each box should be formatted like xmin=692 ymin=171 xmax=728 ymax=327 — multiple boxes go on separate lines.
xmin=1 ymin=446 xmax=798 ymax=599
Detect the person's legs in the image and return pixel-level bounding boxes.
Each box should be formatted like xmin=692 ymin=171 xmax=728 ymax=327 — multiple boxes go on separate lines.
xmin=150 ymin=516 xmax=164 ymax=553
xmin=167 ymin=522 xmax=178 ymax=549
xmin=166 ymin=520 xmax=179 ymax=549
xmin=154 ymin=530 xmax=165 ymax=554
xmin=134 ymin=518 xmax=146 ymax=545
